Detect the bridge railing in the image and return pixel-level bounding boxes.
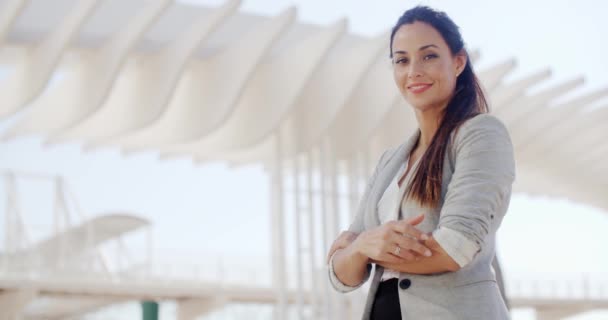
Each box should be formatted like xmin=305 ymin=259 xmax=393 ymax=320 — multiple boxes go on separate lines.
xmin=505 ymin=272 xmax=608 ymax=302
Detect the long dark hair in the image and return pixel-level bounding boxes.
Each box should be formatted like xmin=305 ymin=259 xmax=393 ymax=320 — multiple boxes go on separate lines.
xmin=390 ymin=6 xmax=489 ymax=208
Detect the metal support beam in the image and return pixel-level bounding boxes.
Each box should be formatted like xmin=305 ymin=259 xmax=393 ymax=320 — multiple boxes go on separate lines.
xmin=270 ymin=133 xmax=287 ymax=319
xmin=305 ymin=149 xmax=319 ymax=318
xmin=292 ymin=154 xmax=304 ymax=319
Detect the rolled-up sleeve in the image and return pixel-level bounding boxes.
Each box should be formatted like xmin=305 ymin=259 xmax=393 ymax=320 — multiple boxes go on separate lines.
xmin=433 ymin=226 xmax=479 ymax=267
xmin=437 ymin=115 xmax=515 ymax=260
xmin=328 ymin=251 xmax=373 ymax=292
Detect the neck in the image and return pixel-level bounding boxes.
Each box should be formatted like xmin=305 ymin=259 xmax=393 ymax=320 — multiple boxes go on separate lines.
xmin=414 ymin=107 xmax=444 ymax=149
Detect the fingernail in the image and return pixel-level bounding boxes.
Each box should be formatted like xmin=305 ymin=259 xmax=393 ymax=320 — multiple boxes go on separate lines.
xmin=425 ymin=250 xmax=432 ymax=257
xmin=421 ymin=234 xmax=429 ymax=241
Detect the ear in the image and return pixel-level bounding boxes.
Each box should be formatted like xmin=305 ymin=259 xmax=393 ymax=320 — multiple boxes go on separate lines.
xmin=454 ymin=50 xmax=467 ymax=76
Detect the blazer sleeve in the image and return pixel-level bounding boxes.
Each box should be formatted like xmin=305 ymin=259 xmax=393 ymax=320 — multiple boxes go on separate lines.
xmin=436 ymin=114 xmax=516 ymax=260
xmin=328 ymin=149 xmax=393 ymax=293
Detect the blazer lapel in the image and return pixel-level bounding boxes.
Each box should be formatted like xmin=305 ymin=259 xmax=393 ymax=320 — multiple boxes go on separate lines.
xmin=368 ymin=129 xmax=420 ymax=227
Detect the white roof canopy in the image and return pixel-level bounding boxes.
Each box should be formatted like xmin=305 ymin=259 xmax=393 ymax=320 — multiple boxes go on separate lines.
xmin=0 ymin=0 xmax=606 ymax=210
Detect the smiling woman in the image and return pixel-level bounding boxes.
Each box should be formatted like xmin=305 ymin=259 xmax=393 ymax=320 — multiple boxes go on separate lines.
xmin=391 ymin=27 xmax=467 ymax=116
xmin=327 ymin=6 xmax=515 ymax=320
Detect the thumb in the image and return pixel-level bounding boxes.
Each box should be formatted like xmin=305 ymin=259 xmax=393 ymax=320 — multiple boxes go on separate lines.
xmin=405 ymin=213 xmax=425 ymax=225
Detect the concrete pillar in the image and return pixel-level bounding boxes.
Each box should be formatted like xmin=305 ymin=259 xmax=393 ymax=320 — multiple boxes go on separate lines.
xmin=535 ymin=307 xmax=585 ymax=320
xmin=177 ymin=298 xmax=226 ymax=320
xmin=0 ymin=288 xmax=38 ymax=320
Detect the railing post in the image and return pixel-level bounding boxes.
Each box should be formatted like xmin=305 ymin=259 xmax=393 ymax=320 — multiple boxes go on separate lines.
xmin=141 ymin=301 xmax=159 ymax=320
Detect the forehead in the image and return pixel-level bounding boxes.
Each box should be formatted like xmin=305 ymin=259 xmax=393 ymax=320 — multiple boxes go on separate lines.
xmin=392 ymin=21 xmax=448 ymax=52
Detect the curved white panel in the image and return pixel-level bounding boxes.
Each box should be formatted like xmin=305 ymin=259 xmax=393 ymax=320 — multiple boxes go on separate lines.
xmin=3 ymin=0 xmax=173 ymax=140
xmin=284 ymin=33 xmax=389 ymax=157
xmin=499 ymin=77 xmax=584 ymax=127
xmin=489 ymin=69 xmax=552 ymax=111
xmin=515 ymin=87 xmax=608 ymax=156
xmin=0 ymin=0 xmax=99 ymax=119
xmin=0 ymin=0 xmax=28 ymax=44
xmin=551 ymin=110 xmax=608 ymax=164
xmin=511 ymin=94 xmax=607 ymax=201
xmin=325 ymin=59 xmax=401 ymax=160
xmin=536 ymin=104 xmax=607 ymax=158
xmin=195 ymin=32 xmax=388 ymax=165
xmin=578 ymin=106 xmax=608 ymax=165
xmin=477 ymin=59 xmax=516 ymax=93
xmin=114 ymin=7 xmax=296 ymax=153
xmin=0 ymin=1 xmax=606 ymax=214
xmin=49 ymin=0 xmax=241 ymax=146
xmin=162 ymin=18 xmax=348 ymax=160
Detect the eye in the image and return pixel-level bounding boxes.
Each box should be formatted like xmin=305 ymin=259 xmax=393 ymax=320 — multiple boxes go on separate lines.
xmin=424 ymin=53 xmax=438 ymax=60
xmin=394 ymin=57 xmax=409 ymax=64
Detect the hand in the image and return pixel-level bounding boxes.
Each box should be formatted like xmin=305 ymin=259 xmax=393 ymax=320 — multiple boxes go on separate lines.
xmin=327 ymin=231 xmax=359 ymax=264
xmin=422 ymin=233 xmax=441 ymax=250
xmin=352 ymin=213 xmax=432 ymax=264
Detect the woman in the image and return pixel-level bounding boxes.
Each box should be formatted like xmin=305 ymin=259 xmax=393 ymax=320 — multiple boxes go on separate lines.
xmin=327 ymin=6 xmax=515 ymax=320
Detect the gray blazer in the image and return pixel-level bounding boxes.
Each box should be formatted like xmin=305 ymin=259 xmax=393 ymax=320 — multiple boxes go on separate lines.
xmin=329 ymin=114 xmax=515 ymax=320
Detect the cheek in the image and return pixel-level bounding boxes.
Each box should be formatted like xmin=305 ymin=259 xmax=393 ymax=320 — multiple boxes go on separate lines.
xmin=436 ymin=66 xmax=457 ymax=91
xmin=393 ymin=68 xmax=407 ymax=87
xmin=445 ymin=73 xmax=458 ymax=92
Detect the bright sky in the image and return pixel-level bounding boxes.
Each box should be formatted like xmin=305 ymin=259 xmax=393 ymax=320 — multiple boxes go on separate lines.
xmin=1 ymin=0 xmax=608 ymax=319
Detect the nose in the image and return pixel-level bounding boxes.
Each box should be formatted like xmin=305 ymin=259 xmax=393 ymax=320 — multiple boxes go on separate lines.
xmin=407 ymin=61 xmax=423 ymax=79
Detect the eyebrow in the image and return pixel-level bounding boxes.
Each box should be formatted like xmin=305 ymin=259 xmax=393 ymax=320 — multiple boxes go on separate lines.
xmin=393 ymin=44 xmax=439 ymax=55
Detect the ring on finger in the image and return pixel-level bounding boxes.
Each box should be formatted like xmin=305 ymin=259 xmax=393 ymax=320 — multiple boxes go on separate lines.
xmin=402 ymin=233 xmax=417 ymax=240
xmin=394 ymin=245 xmax=401 ymax=255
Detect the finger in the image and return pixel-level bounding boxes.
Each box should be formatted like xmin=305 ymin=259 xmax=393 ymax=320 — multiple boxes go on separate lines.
xmin=405 ymin=213 xmax=425 ymax=225
xmin=423 ymin=235 xmax=441 ymax=251
xmin=394 ymin=235 xmax=432 ymax=257
xmin=392 ymin=222 xmax=428 ymax=241
xmin=384 ymin=240 xmax=418 ymax=262
xmin=391 ymin=246 xmax=417 ymax=261
xmin=380 ymin=252 xmax=405 ymax=264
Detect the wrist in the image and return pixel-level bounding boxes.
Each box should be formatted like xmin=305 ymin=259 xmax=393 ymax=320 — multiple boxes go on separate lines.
xmin=346 ymin=240 xmax=369 ymax=265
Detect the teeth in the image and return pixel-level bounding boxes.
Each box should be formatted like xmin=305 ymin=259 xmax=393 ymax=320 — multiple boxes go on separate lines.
xmin=410 ymin=85 xmax=428 ymax=90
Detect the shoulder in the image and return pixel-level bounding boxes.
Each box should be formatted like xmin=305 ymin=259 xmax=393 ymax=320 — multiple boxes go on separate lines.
xmin=377 ymin=146 xmax=399 ymax=168
xmin=458 ymin=113 xmax=509 ymax=138
xmin=452 ymin=114 xmax=512 ymax=151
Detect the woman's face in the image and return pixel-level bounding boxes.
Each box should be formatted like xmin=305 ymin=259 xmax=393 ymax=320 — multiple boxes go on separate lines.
xmin=391 ymin=21 xmax=466 ymax=114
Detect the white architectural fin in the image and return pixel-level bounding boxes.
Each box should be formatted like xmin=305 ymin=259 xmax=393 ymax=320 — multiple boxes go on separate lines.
xmin=48 ymin=0 xmax=240 ymax=147
xmin=0 ymin=0 xmax=99 ymax=118
xmin=115 ymin=7 xmax=296 ymax=153
xmin=2 ymin=0 xmax=173 ymax=140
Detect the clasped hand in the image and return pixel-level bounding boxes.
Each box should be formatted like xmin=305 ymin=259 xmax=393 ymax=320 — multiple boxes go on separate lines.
xmin=327 ymin=214 xmax=433 ymax=265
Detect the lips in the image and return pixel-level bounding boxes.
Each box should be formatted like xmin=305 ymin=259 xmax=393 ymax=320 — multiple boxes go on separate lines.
xmin=407 ymin=83 xmax=432 ymax=94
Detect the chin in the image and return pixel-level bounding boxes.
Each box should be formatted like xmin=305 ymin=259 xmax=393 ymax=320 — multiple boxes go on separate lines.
xmin=408 ymin=102 xmax=443 ymax=114
xmin=406 ymin=99 xmax=432 ymax=111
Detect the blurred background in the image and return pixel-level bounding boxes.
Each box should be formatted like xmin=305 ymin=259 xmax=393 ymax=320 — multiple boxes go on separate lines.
xmin=1 ymin=0 xmax=607 ymax=319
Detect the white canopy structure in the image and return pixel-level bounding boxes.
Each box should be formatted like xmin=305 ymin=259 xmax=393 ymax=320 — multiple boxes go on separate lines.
xmin=1 ymin=0 xmax=607 ymax=319
xmin=1 ymin=0 xmax=605 ymax=208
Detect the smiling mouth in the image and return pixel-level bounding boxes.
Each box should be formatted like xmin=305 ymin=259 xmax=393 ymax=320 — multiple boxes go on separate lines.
xmin=408 ymin=83 xmax=432 ymax=94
